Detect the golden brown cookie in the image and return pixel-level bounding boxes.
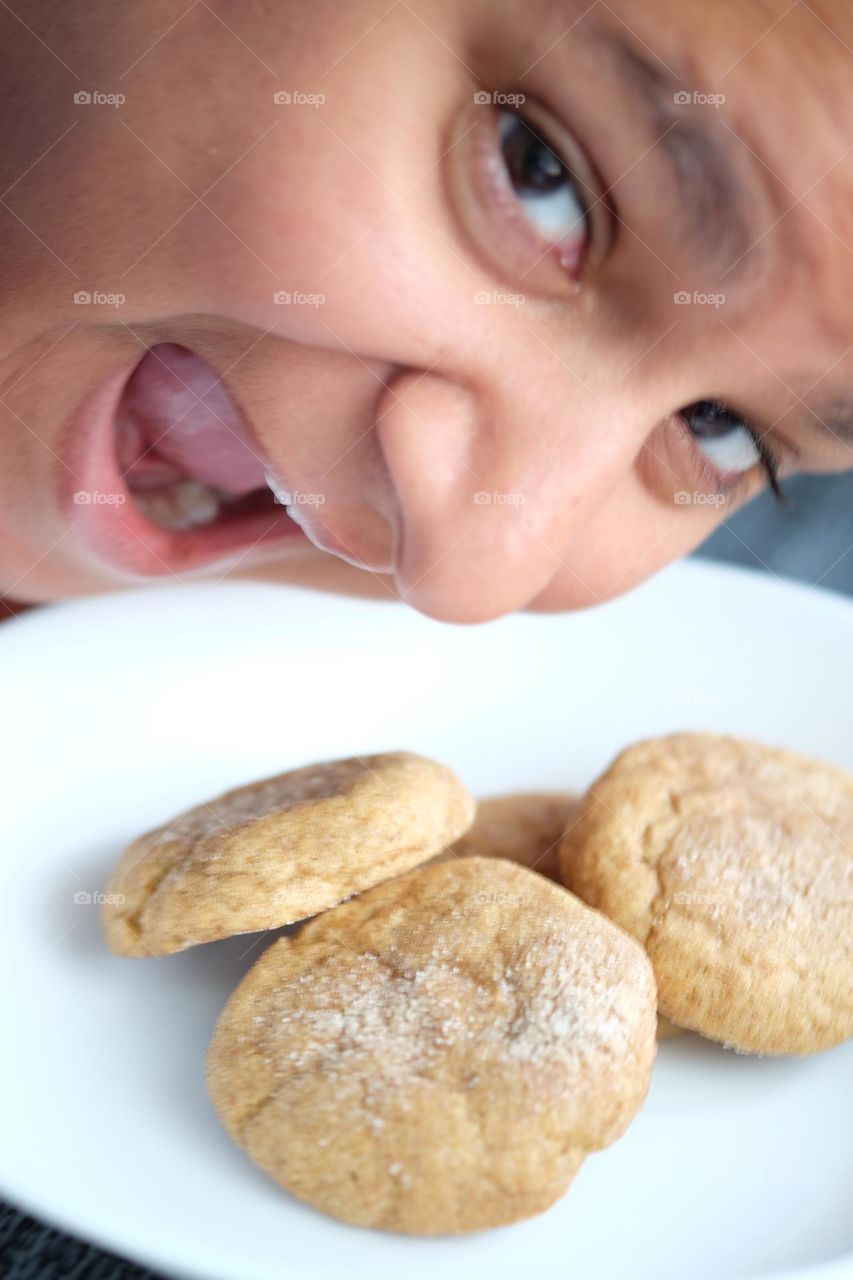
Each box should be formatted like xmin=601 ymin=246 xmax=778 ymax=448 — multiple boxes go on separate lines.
xmin=445 ymin=795 xmax=681 ymax=1040
xmin=206 ymin=857 xmax=656 ymax=1235
xmin=561 ymin=733 xmax=853 ymax=1055
xmin=103 ymin=752 xmax=474 ymax=957
xmin=656 ymin=1016 xmax=684 ymax=1041
xmin=438 ymin=791 xmax=578 ymax=882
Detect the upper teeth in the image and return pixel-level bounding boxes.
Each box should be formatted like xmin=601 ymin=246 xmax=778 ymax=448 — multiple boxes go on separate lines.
xmin=134 ymin=479 xmax=223 ymax=531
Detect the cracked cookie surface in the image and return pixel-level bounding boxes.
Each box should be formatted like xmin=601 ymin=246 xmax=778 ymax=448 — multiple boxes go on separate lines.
xmin=205 ymin=857 xmax=656 ymax=1235
xmin=102 ymin=752 xmax=475 ymax=957
xmin=561 ymin=733 xmax=853 ymax=1055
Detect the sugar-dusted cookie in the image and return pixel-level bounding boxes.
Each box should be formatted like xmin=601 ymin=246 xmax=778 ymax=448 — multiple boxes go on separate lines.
xmin=103 ymin=752 xmax=474 ymax=957
xmin=656 ymin=1016 xmax=684 ymax=1041
xmin=561 ymin=733 xmax=853 ymax=1055
xmin=442 ymin=794 xmax=685 ymax=1038
xmin=206 ymin=857 xmax=656 ymax=1235
xmin=439 ymin=791 xmax=578 ymax=882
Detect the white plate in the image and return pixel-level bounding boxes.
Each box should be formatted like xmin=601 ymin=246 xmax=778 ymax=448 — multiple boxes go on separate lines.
xmin=2 ymin=561 xmax=852 ymax=1280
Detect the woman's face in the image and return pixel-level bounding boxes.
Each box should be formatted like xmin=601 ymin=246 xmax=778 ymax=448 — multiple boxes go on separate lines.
xmin=1 ymin=0 xmax=852 ymax=621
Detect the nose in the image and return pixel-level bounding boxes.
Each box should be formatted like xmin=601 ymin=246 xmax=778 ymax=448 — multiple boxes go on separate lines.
xmin=377 ymin=371 xmax=607 ymax=623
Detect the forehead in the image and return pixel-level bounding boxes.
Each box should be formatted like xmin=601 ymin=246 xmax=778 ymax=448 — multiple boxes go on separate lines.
xmin=590 ymin=0 xmax=853 ymax=137
xmin=589 ymin=0 xmax=853 ymax=335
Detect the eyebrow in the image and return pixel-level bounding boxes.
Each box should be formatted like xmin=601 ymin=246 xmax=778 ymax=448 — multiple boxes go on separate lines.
xmin=594 ymin=28 xmax=760 ymax=277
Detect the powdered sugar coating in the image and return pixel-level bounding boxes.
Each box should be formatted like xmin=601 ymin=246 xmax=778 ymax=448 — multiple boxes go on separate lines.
xmin=103 ymin=752 xmax=475 ymax=957
xmin=258 ymin=925 xmax=645 ymax=1088
xmin=151 ymin=760 xmax=364 ymax=845
xmin=563 ymin=732 xmax=853 ymax=1055
xmin=206 ymin=857 xmax=656 ymax=1235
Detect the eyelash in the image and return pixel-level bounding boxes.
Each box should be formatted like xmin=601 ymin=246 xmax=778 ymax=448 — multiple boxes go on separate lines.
xmin=453 ymin=99 xmax=611 ymax=294
xmin=496 ymin=111 xmax=593 ymax=278
xmin=682 ymin=400 xmax=788 ymax=505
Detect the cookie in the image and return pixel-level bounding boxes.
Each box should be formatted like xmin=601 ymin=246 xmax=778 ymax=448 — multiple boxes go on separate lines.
xmin=204 ymin=855 xmax=650 ymax=1233
xmin=561 ymin=733 xmax=853 ymax=1055
xmin=438 ymin=791 xmax=578 ymax=882
xmin=442 ymin=794 xmax=681 ymax=1041
xmin=103 ymin=751 xmax=475 ymax=957
xmin=206 ymin=857 xmax=656 ymax=1235
xmin=656 ymin=1016 xmax=684 ymax=1041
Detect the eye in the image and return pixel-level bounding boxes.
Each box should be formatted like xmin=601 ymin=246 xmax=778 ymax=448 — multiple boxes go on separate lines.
xmin=447 ymin=96 xmax=611 ymax=295
xmin=682 ymin=400 xmax=761 ymax=474
xmin=680 ymin=400 xmax=786 ymax=501
xmin=498 ymin=111 xmax=589 ymax=274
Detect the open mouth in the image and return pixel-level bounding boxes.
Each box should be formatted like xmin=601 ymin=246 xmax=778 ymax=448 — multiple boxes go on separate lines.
xmin=117 ymin=343 xmax=281 ymax=533
xmin=65 ymin=343 xmax=309 ymax=577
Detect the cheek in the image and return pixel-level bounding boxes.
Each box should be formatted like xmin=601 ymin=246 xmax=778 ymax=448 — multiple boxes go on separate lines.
xmin=528 ymin=468 xmax=730 ymax=611
xmin=0 ymin=333 xmax=138 ymax=594
xmin=204 ymin=124 xmax=479 ymax=364
xmin=178 ymin=11 xmax=473 ymax=357
xmin=3 ymin=0 xmax=471 ymax=350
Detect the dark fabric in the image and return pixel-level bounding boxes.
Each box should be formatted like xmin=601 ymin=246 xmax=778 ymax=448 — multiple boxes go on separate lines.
xmin=0 ymin=1205 xmax=159 ymax=1280
xmin=2 ymin=469 xmax=850 ymax=1280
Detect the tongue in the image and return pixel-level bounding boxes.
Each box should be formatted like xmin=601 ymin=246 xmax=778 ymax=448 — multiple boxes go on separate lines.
xmin=116 ymin=344 xmax=267 ymax=496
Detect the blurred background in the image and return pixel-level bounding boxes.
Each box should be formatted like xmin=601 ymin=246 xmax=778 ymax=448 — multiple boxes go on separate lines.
xmin=696 ymin=474 xmax=853 ymax=595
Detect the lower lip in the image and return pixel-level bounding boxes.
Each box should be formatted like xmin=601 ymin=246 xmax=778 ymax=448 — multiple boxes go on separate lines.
xmin=59 ymin=362 xmax=308 ymax=579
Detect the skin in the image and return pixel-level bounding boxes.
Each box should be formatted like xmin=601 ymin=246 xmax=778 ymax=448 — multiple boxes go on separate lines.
xmin=1 ymin=0 xmax=852 ymax=623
